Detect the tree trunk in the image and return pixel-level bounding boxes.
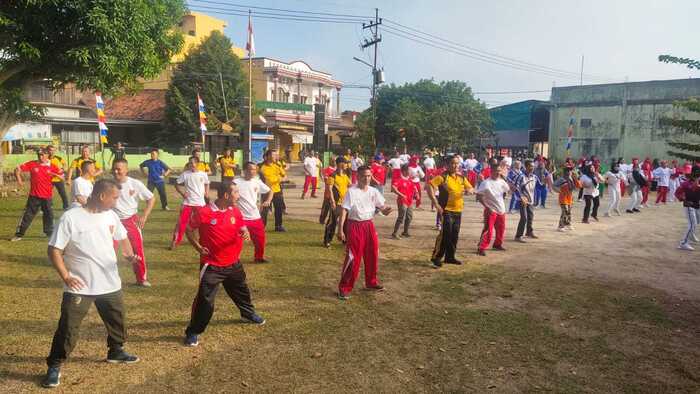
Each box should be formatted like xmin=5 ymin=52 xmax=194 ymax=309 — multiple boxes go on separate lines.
xmin=0 ymin=113 xmax=17 ymax=188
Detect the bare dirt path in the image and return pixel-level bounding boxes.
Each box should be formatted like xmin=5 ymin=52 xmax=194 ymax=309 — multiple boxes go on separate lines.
xmin=283 ymin=164 xmax=700 ymax=300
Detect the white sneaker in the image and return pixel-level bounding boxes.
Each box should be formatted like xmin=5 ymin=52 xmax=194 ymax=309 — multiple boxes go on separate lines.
xmin=678 ymin=243 xmax=695 ymax=251
xmin=557 ymin=227 xmax=567 ymax=232
xmin=690 ymin=234 xmax=699 ymax=243
xmin=566 ymin=225 xmax=574 ymax=231
xmin=137 ymin=281 xmax=152 ymax=287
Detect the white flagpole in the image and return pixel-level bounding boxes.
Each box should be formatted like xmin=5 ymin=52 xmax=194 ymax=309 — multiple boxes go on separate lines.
xmin=247 ymin=10 xmax=253 ymax=162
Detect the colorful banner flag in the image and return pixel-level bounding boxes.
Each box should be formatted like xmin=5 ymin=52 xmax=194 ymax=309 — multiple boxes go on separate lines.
xmin=197 ymin=94 xmax=207 ymax=142
xmin=246 ymin=14 xmax=255 ymax=56
xmin=95 ymin=92 xmax=108 ymax=144
xmin=565 ymin=107 xmax=576 ymax=155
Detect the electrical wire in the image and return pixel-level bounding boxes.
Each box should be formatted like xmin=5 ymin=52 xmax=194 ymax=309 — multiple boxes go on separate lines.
xmin=188 ymin=0 xmax=372 ymax=19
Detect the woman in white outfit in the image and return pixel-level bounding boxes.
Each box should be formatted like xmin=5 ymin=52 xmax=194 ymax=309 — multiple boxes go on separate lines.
xmin=626 ymin=160 xmax=645 ymax=213
xmin=604 ymin=161 xmax=625 ymax=216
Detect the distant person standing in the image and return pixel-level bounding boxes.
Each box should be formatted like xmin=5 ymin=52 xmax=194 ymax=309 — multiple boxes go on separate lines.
xmin=67 ymin=145 xmax=102 ymax=184
xmin=42 ymin=179 xmax=141 ymax=388
xmin=514 ymin=159 xmax=537 ymax=242
xmin=653 ymin=161 xmax=673 ymax=204
xmin=323 ymin=157 xmax=350 ymax=247
xmin=112 ymin=159 xmax=156 ymax=287
xmin=428 ymin=155 xmax=474 ymax=267
xmin=350 ymin=151 xmax=364 ymax=184
xmin=370 ymin=155 xmax=387 ymax=195
xmin=183 ymin=182 xmax=266 ymax=347
xmin=319 ymin=157 xmax=337 ymax=224
xmin=337 ymin=166 xmax=392 ymax=300
xmin=234 ymin=162 xmax=273 ymax=263
xmin=675 ymin=168 xmax=700 ymax=251
xmin=70 ymin=161 xmax=96 ymax=208
xmin=301 ymin=150 xmax=320 ymax=199
xmin=391 ymin=165 xmax=415 ymax=239
xmin=170 ymin=157 xmax=210 ymax=250
xmin=139 ymin=148 xmax=171 ymax=210
xmin=604 ymin=161 xmax=625 ymax=217
xmin=12 ymin=149 xmax=64 ymax=242
xmin=218 ymin=148 xmax=237 ymax=184
xmin=260 ymin=150 xmax=286 ymax=232
xmin=387 ymin=151 xmax=403 ymax=181
xmin=553 ymin=166 xmax=579 ymax=232
xmin=580 ymin=162 xmax=604 ymax=223
xmin=47 ymin=145 xmax=69 ymax=209
xmin=109 ymin=142 xmax=126 ymax=165
xmin=475 ymin=161 xmax=511 ymax=256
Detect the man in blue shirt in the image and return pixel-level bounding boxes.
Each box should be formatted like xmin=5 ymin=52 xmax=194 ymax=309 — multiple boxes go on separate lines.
xmin=139 ymin=148 xmax=171 ymax=210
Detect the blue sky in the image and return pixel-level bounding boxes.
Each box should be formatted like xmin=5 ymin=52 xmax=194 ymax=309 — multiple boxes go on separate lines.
xmin=189 ymin=0 xmax=700 ymax=111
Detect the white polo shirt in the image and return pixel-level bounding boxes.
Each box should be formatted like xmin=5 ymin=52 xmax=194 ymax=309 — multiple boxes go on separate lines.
xmin=113 ymin=177 xmax=153 ymax=219
xmin=388 ymin=158 xmax=403 ymax=170
xmin=476 ymin=177 xmax=510 ymax=214
xmin=653 ymin=167 xmax=672 ymax=187
xmin=303 ymin=156 xmax=319 ymax=177
xmin=177 ymin=170 xmax=209 ymax=207
xmin=423 ymin=157 xmax=436 ymax=170
xmin=233 ymin=177 xmax=270 ymax=220
xmin=49 ymin=207 xmax=128 ymax=295
xmin=408 ymin=166 xmax=425 ymax=183
xmin=71 ymin=176 xmax=93 ymax=208
xmin=341 ymin=185 xmax=386 ymax=221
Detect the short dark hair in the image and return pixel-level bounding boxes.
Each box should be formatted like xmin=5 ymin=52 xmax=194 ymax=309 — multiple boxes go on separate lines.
xmin=91 ymin=179 xmax=121 ymax=199
xmin=243 ymin=161 xmax=256 ymax=170
xmin=357 ymin=165 xmax=371 ymax=174
xmin=264 ymin=149 xmax=274 ymax=158
xmin=150 ymin=148 xmax=159 ymax=153
xmin=217 ymin=181 xmax=235 ymax=198
xmin=336 ymin=156 xmax=347 ymax=165
xmin=113 ymin=158 xmax=128 ymax=167
xmin=189 ymin=156 xmax=200 ymax=163
xmin=524 ymin=159 xmax=533 ymax=167
xmin=80 ymin=160 xmax=94 ymax=173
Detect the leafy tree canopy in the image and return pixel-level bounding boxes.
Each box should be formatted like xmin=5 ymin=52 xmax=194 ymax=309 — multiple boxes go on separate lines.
xmin=659 ymin=55 xmax=700 ymax=161
xmin=161 ymin=30 xmax=246 ymax=146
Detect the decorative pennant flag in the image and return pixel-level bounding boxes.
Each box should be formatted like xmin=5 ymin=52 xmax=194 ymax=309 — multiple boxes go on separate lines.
xmin=246 ymin=13 xmax=255 ymax=56
xmin=197 ymin=94 xmax=207 ymax=141
xmin=565 ymin=107 xmax=576 ymax=154
xmin=95 ymin=92 xmax=109 ymax=144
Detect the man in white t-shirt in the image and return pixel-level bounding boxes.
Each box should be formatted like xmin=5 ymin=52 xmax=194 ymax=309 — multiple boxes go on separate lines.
xmin=476 ymin=162 xmax=512 ymax=256
xmin=653 ymin=161 xmax=673 ymax=204
xmin=423 ymin=152 xmax=436 ymax=171
xmin=234 ymin=162 xmax=274 ymax=263
xmin=337 ymin=165 xmax=392 ymax=300
xmin=464 ymin=153 xmax=479 ymax=172
xmin=71 ymin=160 xmax=96 ymax=208
xmin=350 ymin=152 xmax=364 ymax=184
xmin=170 ymin=157 xmax=210 ymax=250
xmin=112 ymin=159 xmax=156 ymax=286
xmin=43 ymin=179 xmax=141 ymax=388
xmin=399 ymin=152 xmax=411 ymax=165
xmin=301 ymin=151 xmax=321 ymax=199
xmin=407 ymin=156 xmax=425 ymax=208
xmin=387 ymin=152 xmax=403 ymax=182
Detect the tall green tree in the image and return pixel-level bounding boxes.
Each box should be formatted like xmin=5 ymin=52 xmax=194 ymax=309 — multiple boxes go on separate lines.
xmin=374 ymin=79 xmax=491 ymax=153
xmin=0 ymin=0 xmax=185 ymax=182
xmin=161 ymin=30 xmax=246 ymax=146
xmin=659 ymin=55 xmax=700 ymax=161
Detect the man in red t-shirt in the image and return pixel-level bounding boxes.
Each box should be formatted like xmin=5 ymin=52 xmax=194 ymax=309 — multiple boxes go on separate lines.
xmin=13 ymin=149 xmax=64 ymax=241
xmin=370 ymin=155 xmax=387 ymax=195
xmin=183 ymin=182 xmax=265 ymax=347
xmin=391 ymin=164 xmax=415 ymax=239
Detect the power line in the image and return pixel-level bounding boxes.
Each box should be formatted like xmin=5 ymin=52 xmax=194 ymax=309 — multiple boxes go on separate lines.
xmin=188 ymin=0 xmax=372 ymax=19
xmin=187 ymin=6 xmax=362 ymax=24
xmin=383 ymin=18 xmax=614 ymax=81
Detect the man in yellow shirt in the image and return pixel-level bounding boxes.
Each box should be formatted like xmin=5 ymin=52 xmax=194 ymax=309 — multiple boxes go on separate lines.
xmin=428 ymin=155 xmax=474 ymax=268
xmin=67 ymin=145 xmax=103 ymax=184
xmin=323 ymin=157 xmax=350 ymax=247
xmin=260 ymin=149 xmax=286 ymax=231
xmin=190 ymin=148 xmax=211 ymax=175
xmin=218 ymin=148 xmax=237 ymax=184
xmin=47 ymin=145 xmax=69 ymax=209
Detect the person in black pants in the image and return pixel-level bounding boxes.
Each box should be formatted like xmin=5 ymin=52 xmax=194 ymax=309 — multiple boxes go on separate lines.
xmin=47 ymin=145 xmax=69 ymax=209
xmin=514 ymin=160 xmax=538 ymax=242
xmin=139 ymin=148 xmax=171 ymax=210
xmin=580 ymin=162 xmax=602 ymax=223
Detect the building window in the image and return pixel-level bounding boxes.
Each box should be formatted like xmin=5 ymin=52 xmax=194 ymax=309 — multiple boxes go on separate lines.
xmin=292 ymin=94 xmax=298 ymax=103
xmin=300 ymin=96 xmax=308 ymax=104
xmin=580 ymin=118 xmax=592 ymax=128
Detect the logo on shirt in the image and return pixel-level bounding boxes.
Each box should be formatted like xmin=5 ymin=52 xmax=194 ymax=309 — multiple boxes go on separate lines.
xmin=210 ymin=219 xmax=217 ymax=225
xmin=129 ymin=189 xmax=135 ymax=196
xmin=230 ymin=216 xmax=236 ymax=225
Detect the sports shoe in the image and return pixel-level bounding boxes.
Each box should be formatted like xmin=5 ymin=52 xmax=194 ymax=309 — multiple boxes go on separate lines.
xmin=615 ymin=209 xmax=622 ymax=216
xmin=136 ymin=281 xmax=152 ymax=288
xmin=9 ymin=236 xmax=22 ymax=242
xmin=445 ymin=259 xmax=462 ymax=265
xmin=401 ymin=232 xmax=411 ymax=238
xmin=591 ymin=216 xmax=599 ymax=222
xmin=492 ymin=245 xmax=506 ymax=251
xmin=106 ymin=348 xmax=140 ymax=364
xmin=338 ymin=292 xmax=351 ymax=300
xmin=633 ymin=208 xmax=641 ymax=213
xmin=42 ymin=366 xmax=61 ymax=388
xmin=164 ymin=206 xmax=172 ymax=211
xmin=626 ymin=209 xmax=634 ymax=214
xmin=566 ymin=225 xmax=574 ymax=231
xmin=241 ymin=313 xmax=266 ymax=325
xmin=275 ymin=226 xmax=287 ymax=232
xmin=690 ymin=234 xmax=699 ymax=243
xmin=366 ymin=284 xmax=385 ymax=291
xmin=515 ymin=237 xmax=526 ymax=243
xmin=184 ymin=333 xmax=199 ymax=347
xmin=430 ymin=258 xmax=442 ymax=269
xmin=527 ymin=234 xmax=539 ymax=239
xmin=391 ymin=233 xmax=401 ymax=240
xmin=582 ymin=219 xmax=590 ymax=224
xmin=557 ymin=227 xmax=567 ymax=232
xmin=678 ymin=243 xmax=695 ymax=251
xmin=254 ymin=258 xmax=270 ymax=263
xmin=476 ymin=249 xmax=486 ymax=256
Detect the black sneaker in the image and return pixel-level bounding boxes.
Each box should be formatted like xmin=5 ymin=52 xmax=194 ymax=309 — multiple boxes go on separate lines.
xmin=626 ymin=209 xmax=634 ymax=214
xmin=492 ymin=245 xmax=506 ymax=251
xmin=401 ymin=233 xmax=411 ymax=238
xmin=430 ymin=258 xmax=442 ymax=269
xmin=184 ymin=333 xmax=199 ymax=347
xmin=476 ymin=249 xmax=486 ymax=256
xmin=338 ymin=292 xmax=351 ymax=300
xmin=42 ymin=366 xmax=61 ymax=388
xmin=241 ymin=313 xmax=266 ymax=325
xmin=275 ymin=226 xmax=287 ymax=232
xmin=632 ymin=208 xmax=641 ymax=213
xmin=445 ymin=259 xmax=463 ymax=265
xmin=254 ymin=258 xmax=270 ymax=263
xmin=106 ymin=348 xmax=140 ymax=364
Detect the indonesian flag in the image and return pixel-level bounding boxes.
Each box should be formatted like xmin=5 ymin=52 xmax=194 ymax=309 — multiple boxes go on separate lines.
xmin=246 ymin=14 xmax=255 ymax=56
xmin=197 ymin=94 xmax=207 ymax=134
xmin=95 ymin=91 xmax=108 ymax=144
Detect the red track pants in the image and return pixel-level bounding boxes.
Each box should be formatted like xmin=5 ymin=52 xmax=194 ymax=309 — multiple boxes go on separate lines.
xmin=172 ymin=205 xmax=201 ymax=246
xmin=478 ymin=208 xmax=505 ymax=252
xmin=641 ymin=185 xmax=650 ymax=205
xmin=656 ymin=186 xmax=668 ymax=203
xmin=351 ymin=171 xmax=358 ymax=184
xmin=302 ymin=176 xmax=318 ymax=196
xmin=121 ymin=215 xmax=147 ymax=283
xmin=412 ymin=181 xmax=422 ymax=208
xmin=243 ymin=218 xmax=266 ymax=260
xmin=338 ymin=220 xmax=379 ymax=294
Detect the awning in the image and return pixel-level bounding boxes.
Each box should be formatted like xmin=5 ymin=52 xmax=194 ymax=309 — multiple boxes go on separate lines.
xmin=279 ymin=129 xmax=313 ymax=144
xmin=3 ymin=123 xmax=51 ymax=141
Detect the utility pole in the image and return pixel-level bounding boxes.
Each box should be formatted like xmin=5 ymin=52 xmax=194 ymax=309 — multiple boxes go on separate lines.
xmin=580 ymin=55 xmax=584 ymax=86
xmin=362 ymin=8 xmax=382 ymax=149
xmin=218 ymin=72 xmax=230 ymax=123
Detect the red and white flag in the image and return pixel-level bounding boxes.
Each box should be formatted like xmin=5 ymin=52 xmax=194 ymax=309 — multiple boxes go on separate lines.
xmin=246 ymin=14 xmax=255 ymax=56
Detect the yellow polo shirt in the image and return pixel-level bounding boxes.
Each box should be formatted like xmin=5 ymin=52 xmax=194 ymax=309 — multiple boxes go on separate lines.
xmin=329 ymin=172 xmax=351 ymax=203
xmin=50 ymin=156 xmax=66 ymax=182
xmin=195 ymin=162 xmax=211 ymax=173
xmin=218 ymin=156 xmax=235 ymax=177
xmin=260 ymin=163 xmax=284 ymax=193
xmin=431 ymin=173 xmax=473 ymax=213
xmin=70 ymin=157 xmax=102 ymax=182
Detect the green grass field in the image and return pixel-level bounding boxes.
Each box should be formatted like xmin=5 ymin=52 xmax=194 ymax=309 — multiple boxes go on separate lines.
xmin=1 ymin=189 xmax=699 ymax=393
